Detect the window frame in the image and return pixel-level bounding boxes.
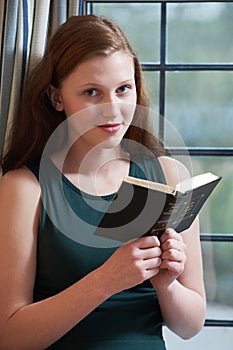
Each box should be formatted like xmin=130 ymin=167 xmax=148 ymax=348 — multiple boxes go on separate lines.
xmin=82 ymin=0 xmax=233 ymax=328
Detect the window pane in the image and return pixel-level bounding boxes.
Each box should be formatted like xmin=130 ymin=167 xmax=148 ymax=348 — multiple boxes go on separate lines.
xmin=164 ymin=326 xmax=233 ymax=350
xmin=189 ymin=156 xmax=232 ymax=234
xmin=167 ymin=2 xmax=233 ymax=63
xmin=202 ymin=241 xmax=233 ymax=317
xmin=87 ymin=2 xmax=161 ymax=62
xmin=143 ymin=71 xmax=160 ymax=109
xmin=166 ymin=156 xmax=232 ymax=234
xmin=165 ymin=71 xmax=233 ymax=147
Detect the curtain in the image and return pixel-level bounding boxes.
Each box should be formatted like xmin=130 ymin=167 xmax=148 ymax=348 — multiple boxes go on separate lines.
xmin=0 ymin=0 xmax=83 ymax=162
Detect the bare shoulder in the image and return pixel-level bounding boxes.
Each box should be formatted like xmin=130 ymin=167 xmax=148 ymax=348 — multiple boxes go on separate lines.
xmin=158 ymin=156 xmax=191 ymax=187
xmin=0 ymin=167 xmax=41 ymax=197
xmin=0 ymin=167 xmax=41 ymax=220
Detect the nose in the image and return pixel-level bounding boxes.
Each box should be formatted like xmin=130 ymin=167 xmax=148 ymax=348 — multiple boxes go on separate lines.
xmin=101 ymin=100 xmax=120 ymax=118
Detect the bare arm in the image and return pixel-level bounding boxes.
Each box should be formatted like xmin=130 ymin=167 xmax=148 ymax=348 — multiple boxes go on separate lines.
xmin=0 ymin=168 xmax=161 ymax=350
xmin=150 ymin=156 xmax=206 ymax=339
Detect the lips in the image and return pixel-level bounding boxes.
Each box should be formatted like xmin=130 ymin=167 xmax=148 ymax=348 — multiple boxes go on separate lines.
xmin=97 ymin=123 xmax=122 ymax=133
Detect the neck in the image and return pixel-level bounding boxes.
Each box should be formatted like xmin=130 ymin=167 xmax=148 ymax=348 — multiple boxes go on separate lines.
xmin=58 ymin=142 xmax=128 ymax=176
xmin=55 ymin=143 xmax=130 ymax=196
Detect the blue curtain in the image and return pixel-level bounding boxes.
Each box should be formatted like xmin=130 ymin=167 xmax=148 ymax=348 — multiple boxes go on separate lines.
xmin=0 ymin=0 xmax=83 ymax=161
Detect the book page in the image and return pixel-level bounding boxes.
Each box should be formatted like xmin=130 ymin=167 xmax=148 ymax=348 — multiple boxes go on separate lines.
xmin=176 ymin=172 xmax=220 ymax=194
xmin=124 ymin=176 xmax=175 ymax=195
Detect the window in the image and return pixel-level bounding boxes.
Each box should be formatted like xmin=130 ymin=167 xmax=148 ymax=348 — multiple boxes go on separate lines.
xmin=83 ymin=1 xmax=233 ymax=348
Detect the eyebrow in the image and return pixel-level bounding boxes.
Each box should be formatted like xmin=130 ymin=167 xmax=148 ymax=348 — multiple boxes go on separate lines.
xmin=79 ymin=79 xmax=134 ymax=88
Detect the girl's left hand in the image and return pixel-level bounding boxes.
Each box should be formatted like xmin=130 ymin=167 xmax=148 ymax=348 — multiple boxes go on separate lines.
xmin=150 ymin=228 xmax=186 ymax=289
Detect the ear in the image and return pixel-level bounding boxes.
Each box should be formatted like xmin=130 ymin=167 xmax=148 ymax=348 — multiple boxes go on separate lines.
xmin=46 ymin=85 xmax=64 ymax=111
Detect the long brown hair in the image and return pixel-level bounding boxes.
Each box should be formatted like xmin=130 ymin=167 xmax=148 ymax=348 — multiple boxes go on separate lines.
xmin=1 ymin=15 xmax=165 ymax=174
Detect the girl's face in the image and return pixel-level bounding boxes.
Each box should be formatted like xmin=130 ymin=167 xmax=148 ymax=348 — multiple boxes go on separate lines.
xmin=50 ymin=51 xmax=137 ymax=150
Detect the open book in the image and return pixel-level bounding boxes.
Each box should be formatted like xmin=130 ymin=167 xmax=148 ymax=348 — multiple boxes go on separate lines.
xmin=95 ymin=172 xmax=222 ymax=242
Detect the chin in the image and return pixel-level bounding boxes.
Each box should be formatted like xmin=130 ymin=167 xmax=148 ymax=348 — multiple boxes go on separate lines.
xmin=97 ymin=138 xmax=123 ymax=150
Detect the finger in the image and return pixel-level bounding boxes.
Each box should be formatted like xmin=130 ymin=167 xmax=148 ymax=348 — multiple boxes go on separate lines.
xmin=145 ymin=267 xmax=160 ymax=280
xmin=144 ymin=257 xmax=162 ymax=270
xmin=160 ymin=260 xmax=185 ymax=275
xmin=161 ymin=249 xmax=186 ymax=263
xmin=133 ymin=235 xmax=160 ymax=249
xmin=140 ymin=246 xmax=162 ymax=260
xmin=160 ymin=228 xmax=181 ymax=244
xmin=162 ymin=238 xmax=186 ymax=253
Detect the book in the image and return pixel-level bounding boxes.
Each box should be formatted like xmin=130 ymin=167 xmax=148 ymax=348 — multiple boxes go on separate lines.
xmin=94 ymin=172 xmax=222 ymax=242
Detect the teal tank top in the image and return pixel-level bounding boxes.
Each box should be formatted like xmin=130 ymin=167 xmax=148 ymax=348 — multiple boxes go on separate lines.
xmin=27 ymin=156 xmax=167 ymax=350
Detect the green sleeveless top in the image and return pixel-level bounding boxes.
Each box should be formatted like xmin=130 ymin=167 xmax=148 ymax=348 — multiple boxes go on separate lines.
xmin=27 ymin=156 xmax=167 ymax=350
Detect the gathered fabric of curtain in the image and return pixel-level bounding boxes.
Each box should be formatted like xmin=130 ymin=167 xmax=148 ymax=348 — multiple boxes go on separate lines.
xmin=0 ymin=0 xmax=83 ymax=164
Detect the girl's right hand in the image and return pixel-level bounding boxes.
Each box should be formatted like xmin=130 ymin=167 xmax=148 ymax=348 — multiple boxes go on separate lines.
xmin=101 ymin=235 xmax=162 ymax=295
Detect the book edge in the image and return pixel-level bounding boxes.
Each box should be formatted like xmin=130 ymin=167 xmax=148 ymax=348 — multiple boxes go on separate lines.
xmin=123 ymin=175 xmax=176 ymax=195
xmin=124 ymin=172 xmax=221 ymax=196
xmin=176 ymin=172 xmax=221 ymax=193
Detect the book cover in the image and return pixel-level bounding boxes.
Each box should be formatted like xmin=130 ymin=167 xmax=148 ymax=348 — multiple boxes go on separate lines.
xmin=94 ymin=172 xmax=221 ymax=242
